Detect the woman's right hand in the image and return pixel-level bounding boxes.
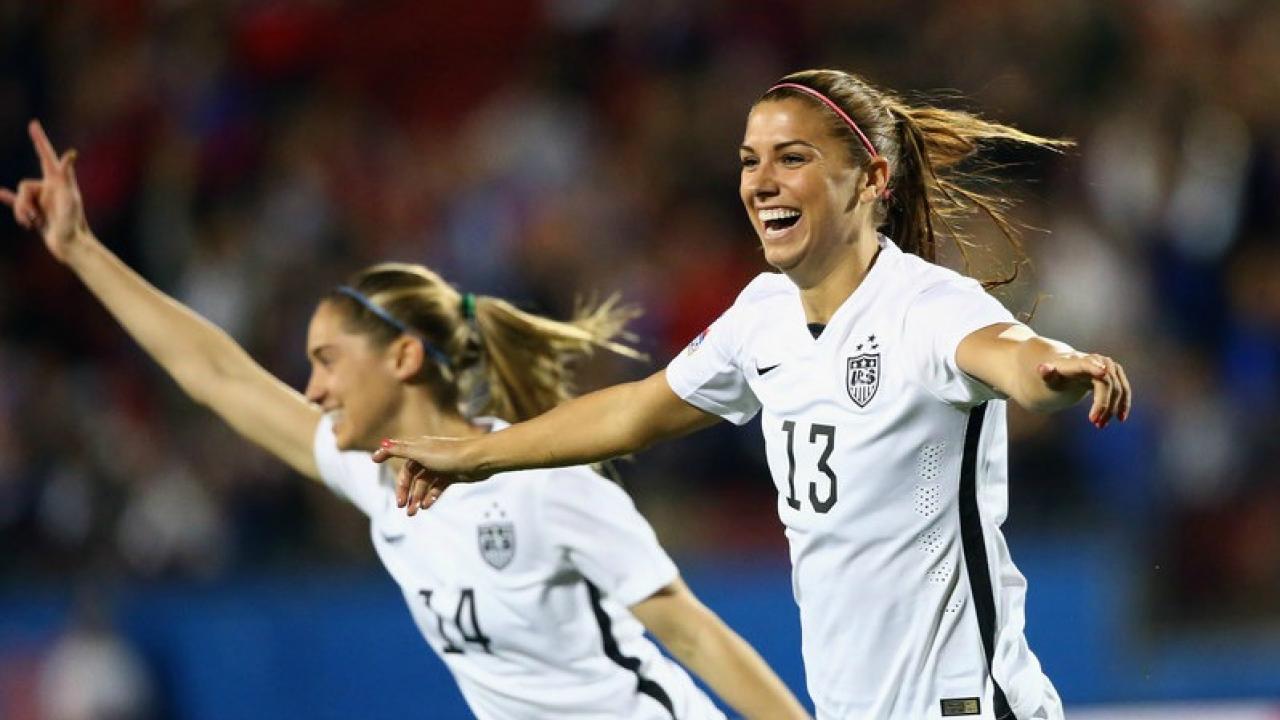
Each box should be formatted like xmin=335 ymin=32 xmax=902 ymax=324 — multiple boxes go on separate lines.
xmin=0 ymin=120 xmax=90 ymax=263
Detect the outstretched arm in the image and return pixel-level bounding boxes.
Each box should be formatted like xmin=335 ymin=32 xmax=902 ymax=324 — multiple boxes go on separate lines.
xmin=632 ymin=579 xmax=811 ymax=720
xmin=957 ymin=322 xmax=1132 ymax=427
xmin=374 ymin=369 xmax=720 ymax=513
xmin=2 ymin=120 xmax=321 ymax=479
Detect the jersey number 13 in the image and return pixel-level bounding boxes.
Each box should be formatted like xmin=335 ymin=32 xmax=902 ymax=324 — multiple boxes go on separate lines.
xmin=781 ymin=420 xmax=838 ymax=513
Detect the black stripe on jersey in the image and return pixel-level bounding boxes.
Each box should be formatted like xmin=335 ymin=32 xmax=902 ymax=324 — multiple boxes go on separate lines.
xmin=958 ymin=402 xmax=1018 ymax=720
xmin=585 ymin=580 xmax=677 ymax=718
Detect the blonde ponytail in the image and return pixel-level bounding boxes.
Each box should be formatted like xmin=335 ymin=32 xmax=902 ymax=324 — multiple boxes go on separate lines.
xmin=328 ymin=263 xmax=644 ymax=423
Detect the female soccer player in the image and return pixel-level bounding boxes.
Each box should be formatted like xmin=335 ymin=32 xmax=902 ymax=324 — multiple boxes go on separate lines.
xmin=376 ymin=70 xmax=1133 ymax=720
xmin=1 ymin=120 xmax=809 ymax=720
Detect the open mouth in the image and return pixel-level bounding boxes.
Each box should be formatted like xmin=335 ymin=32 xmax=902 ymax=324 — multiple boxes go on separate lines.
xmin=759 ymin=207 xmax=801 ymax=238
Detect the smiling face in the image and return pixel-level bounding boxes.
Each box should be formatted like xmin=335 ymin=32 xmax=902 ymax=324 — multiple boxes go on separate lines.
xmin=739 ymin=97 xmax=881 ymax=284
xmin=303 ymin=300 xmax=404 ymax=451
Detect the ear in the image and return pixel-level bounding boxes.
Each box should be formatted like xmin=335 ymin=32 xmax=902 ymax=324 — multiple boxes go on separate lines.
xmin=388 ymin=335 xmax=427 ymax=381
xmin=860 ymin=156 xmax=891 ymax=203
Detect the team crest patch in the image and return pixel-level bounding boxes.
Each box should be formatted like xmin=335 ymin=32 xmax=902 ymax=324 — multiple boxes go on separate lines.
xmin=846 ymin=334 xmax=881 ymax=408
xmin=478 ymin=503 xmax=515 ymax=570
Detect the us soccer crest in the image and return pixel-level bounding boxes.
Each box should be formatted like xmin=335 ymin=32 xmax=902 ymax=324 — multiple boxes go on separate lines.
xmin=846 ymin=334 xmax=881 ymax=408
xmin=478 ymin=504 xmax=516 ymax=570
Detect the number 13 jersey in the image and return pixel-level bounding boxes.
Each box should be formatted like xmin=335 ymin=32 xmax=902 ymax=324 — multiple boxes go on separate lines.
xmin=667 ymin=237 xmax=1063 ymax=720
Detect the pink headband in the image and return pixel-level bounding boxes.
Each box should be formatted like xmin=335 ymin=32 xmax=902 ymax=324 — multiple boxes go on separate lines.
xmin=767 ymin=82 xmax=879 ymax=159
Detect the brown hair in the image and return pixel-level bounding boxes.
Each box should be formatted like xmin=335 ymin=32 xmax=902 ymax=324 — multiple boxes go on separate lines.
xmin=759 ymin=69 xmax=1072 ymax=286
xmin=325 ymin=263 xmax=643 ymax=422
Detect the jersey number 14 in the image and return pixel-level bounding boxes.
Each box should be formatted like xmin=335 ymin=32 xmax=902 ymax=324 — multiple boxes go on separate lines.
xmin=781 ymin=420 xmax=838 ymax=513
xmin=419 ymin=588 xmax=493 ymax=654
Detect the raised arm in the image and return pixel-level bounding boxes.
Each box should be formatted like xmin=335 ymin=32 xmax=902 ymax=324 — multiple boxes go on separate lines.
xmin=374 ymin=369 xmax=720 ymax=513
xmin=956 ymin=322 xmax=1132 ymax=427
xmin=2 ymin=120 xmax=321 ymax=479
xmin=631 ymin=579 xmax=811 ymax=720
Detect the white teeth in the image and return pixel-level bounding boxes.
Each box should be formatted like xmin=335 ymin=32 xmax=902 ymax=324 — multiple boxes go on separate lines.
xmin=758 ymin=207 xmax=801 ymax=222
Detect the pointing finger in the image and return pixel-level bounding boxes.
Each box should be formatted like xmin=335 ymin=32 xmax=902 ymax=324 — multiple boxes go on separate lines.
xmin=0 ymin=188 xmax=15 ymax=208
xmin=29 ymin=120 xmax=60 ymax=177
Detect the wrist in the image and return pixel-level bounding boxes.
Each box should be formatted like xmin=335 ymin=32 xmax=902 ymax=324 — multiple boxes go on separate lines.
xmin=465 ymin=433 xmax=498 ymax=476
xmin=61 ymin=229 xmax=101 ymax=268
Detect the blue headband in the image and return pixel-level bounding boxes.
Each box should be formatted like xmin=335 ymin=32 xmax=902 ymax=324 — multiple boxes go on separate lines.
xmin=334 ymin=285 xmax=451 ymax=369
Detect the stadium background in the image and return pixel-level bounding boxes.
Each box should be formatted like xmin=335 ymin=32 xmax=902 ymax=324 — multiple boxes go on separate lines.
xmin=1 ymin=1 xmax=1278 ymax=717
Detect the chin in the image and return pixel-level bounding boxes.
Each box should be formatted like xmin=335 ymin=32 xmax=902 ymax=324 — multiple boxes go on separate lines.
xmin=330 ymin=421 xmax=360 ymax=452
xmin=762 ymin=245 xmax=802 ymax=273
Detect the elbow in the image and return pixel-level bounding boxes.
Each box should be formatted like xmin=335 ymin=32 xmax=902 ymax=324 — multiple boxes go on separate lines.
xmin=659 ymin=620 xmax=707 ymax=666
xmin=172 ymin=365 xmax=216 ymax=407
xmin=648 ymin=601 xmax=713 ymax=664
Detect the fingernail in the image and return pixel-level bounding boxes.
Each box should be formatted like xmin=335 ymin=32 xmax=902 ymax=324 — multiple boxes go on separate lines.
xmin=380 ymin=438 xmax=392 ymax=448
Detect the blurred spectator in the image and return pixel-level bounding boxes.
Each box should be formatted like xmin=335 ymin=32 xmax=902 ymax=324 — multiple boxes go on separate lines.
xmin=38 ymin=594 xmax=155 ymax=720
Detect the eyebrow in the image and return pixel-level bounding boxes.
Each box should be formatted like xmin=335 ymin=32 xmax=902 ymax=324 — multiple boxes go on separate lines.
xmin=739 ymin=140 xmax=821 ymax=153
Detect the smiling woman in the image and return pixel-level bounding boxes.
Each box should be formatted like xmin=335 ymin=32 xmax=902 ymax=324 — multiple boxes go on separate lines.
xmin=0 ymin=121 xmax=810 ymax=720
xmin=376 ymin=68 xmax=1132 ymax=720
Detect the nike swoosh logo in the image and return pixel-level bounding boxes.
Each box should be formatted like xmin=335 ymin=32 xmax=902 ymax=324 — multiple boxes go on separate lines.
xmin=756 ymin=363 xmax=780 ymax=375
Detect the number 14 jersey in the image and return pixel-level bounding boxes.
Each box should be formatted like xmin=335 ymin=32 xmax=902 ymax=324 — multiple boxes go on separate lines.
xmin=666 ymin=237 xmax=1063 ymax=720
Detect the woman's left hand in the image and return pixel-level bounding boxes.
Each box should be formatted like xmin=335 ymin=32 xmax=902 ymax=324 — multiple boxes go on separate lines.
xmin=1036 ymin=352 xmax=1131 ymax=428
xmin=372 ymin=437 xmax=489 ymax=515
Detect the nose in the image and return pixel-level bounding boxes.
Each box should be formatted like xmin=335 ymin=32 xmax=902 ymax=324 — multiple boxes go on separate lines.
xmin=303 ymin=369 xmax=326 ymax=405
xmin=745 ymin=161 xmax=779 ymax=204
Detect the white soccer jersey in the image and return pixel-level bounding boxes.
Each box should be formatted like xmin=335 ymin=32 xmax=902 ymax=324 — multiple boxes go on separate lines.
xmin=314 ymin=415 xmax=726 ymax=720
xmin=667 ymin=237 xmax=1063 ymax=720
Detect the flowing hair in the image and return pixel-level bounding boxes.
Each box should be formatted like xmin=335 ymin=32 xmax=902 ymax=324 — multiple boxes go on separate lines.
xmin=325 ymin=263 xmax=644 ymax=422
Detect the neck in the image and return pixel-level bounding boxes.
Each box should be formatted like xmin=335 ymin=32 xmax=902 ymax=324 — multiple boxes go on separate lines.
xmin=391 ymin=388 xmax=486 ymax=441
xmin=792 ymin=228 xmax=882 ymax=324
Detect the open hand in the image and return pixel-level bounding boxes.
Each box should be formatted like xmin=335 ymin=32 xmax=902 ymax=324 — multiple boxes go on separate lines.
xmin=0 ymin=120 xmax=89 ymax=262
xmin=1037 ymin=352 xmax=1131 ymax=429
xmin=372 ymin=436 xmax=490 ymax=516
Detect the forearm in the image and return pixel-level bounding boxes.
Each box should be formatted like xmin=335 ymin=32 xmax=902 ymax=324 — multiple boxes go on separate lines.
xmin=1006 ymin=335 xmax=1087 ymax=412
xmin=469 ymin=372 xmax=715 ymax=475
xmin=62 ymin=231 xmax=321 ymax=475
xmin=663 ymin=609 xmax=809 ymax=720
xmin=63 ymin=231 xmax=256 ymax=403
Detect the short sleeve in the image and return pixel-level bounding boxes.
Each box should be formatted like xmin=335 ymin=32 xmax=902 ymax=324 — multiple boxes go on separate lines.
xmin=541 ymin=469 xmax=678 ymax=607
xmin=313 ymin=414 xmax=386 ymax=518
xmin=903 ymin=276 xmax=1017 ymax=406
xmin=664 ymin=304 xmax=761 ymax=426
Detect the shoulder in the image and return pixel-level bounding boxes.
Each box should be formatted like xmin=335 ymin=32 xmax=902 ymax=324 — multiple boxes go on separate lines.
xmin=735 ymin=271 xmax=796 ymax=308
xmin=881 ymin=251 xmax=1003 ymax=326
xmin=890 ymin=248 xmax=985 ymax=298
xmin=712 ymin=272 xmax=795 ymax=340
xmin=522 ymin=464 xmax=628 ymax=500
xmin=512 ymin=465 xmax=646 ymax=521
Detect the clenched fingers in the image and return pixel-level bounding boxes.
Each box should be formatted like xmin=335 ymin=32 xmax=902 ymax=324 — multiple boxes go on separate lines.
xmin=5 ymin=179 xmax=44 ymax=228
xmin=1087 ymin=355 xmax=1131 ymax=429
xmin=1116 ymin=362 xmax=1132 ymax=422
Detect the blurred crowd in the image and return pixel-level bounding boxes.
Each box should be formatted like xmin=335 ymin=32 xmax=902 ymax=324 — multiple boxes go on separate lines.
xmin=1 ymin=0 xmax=1278 ymax=640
